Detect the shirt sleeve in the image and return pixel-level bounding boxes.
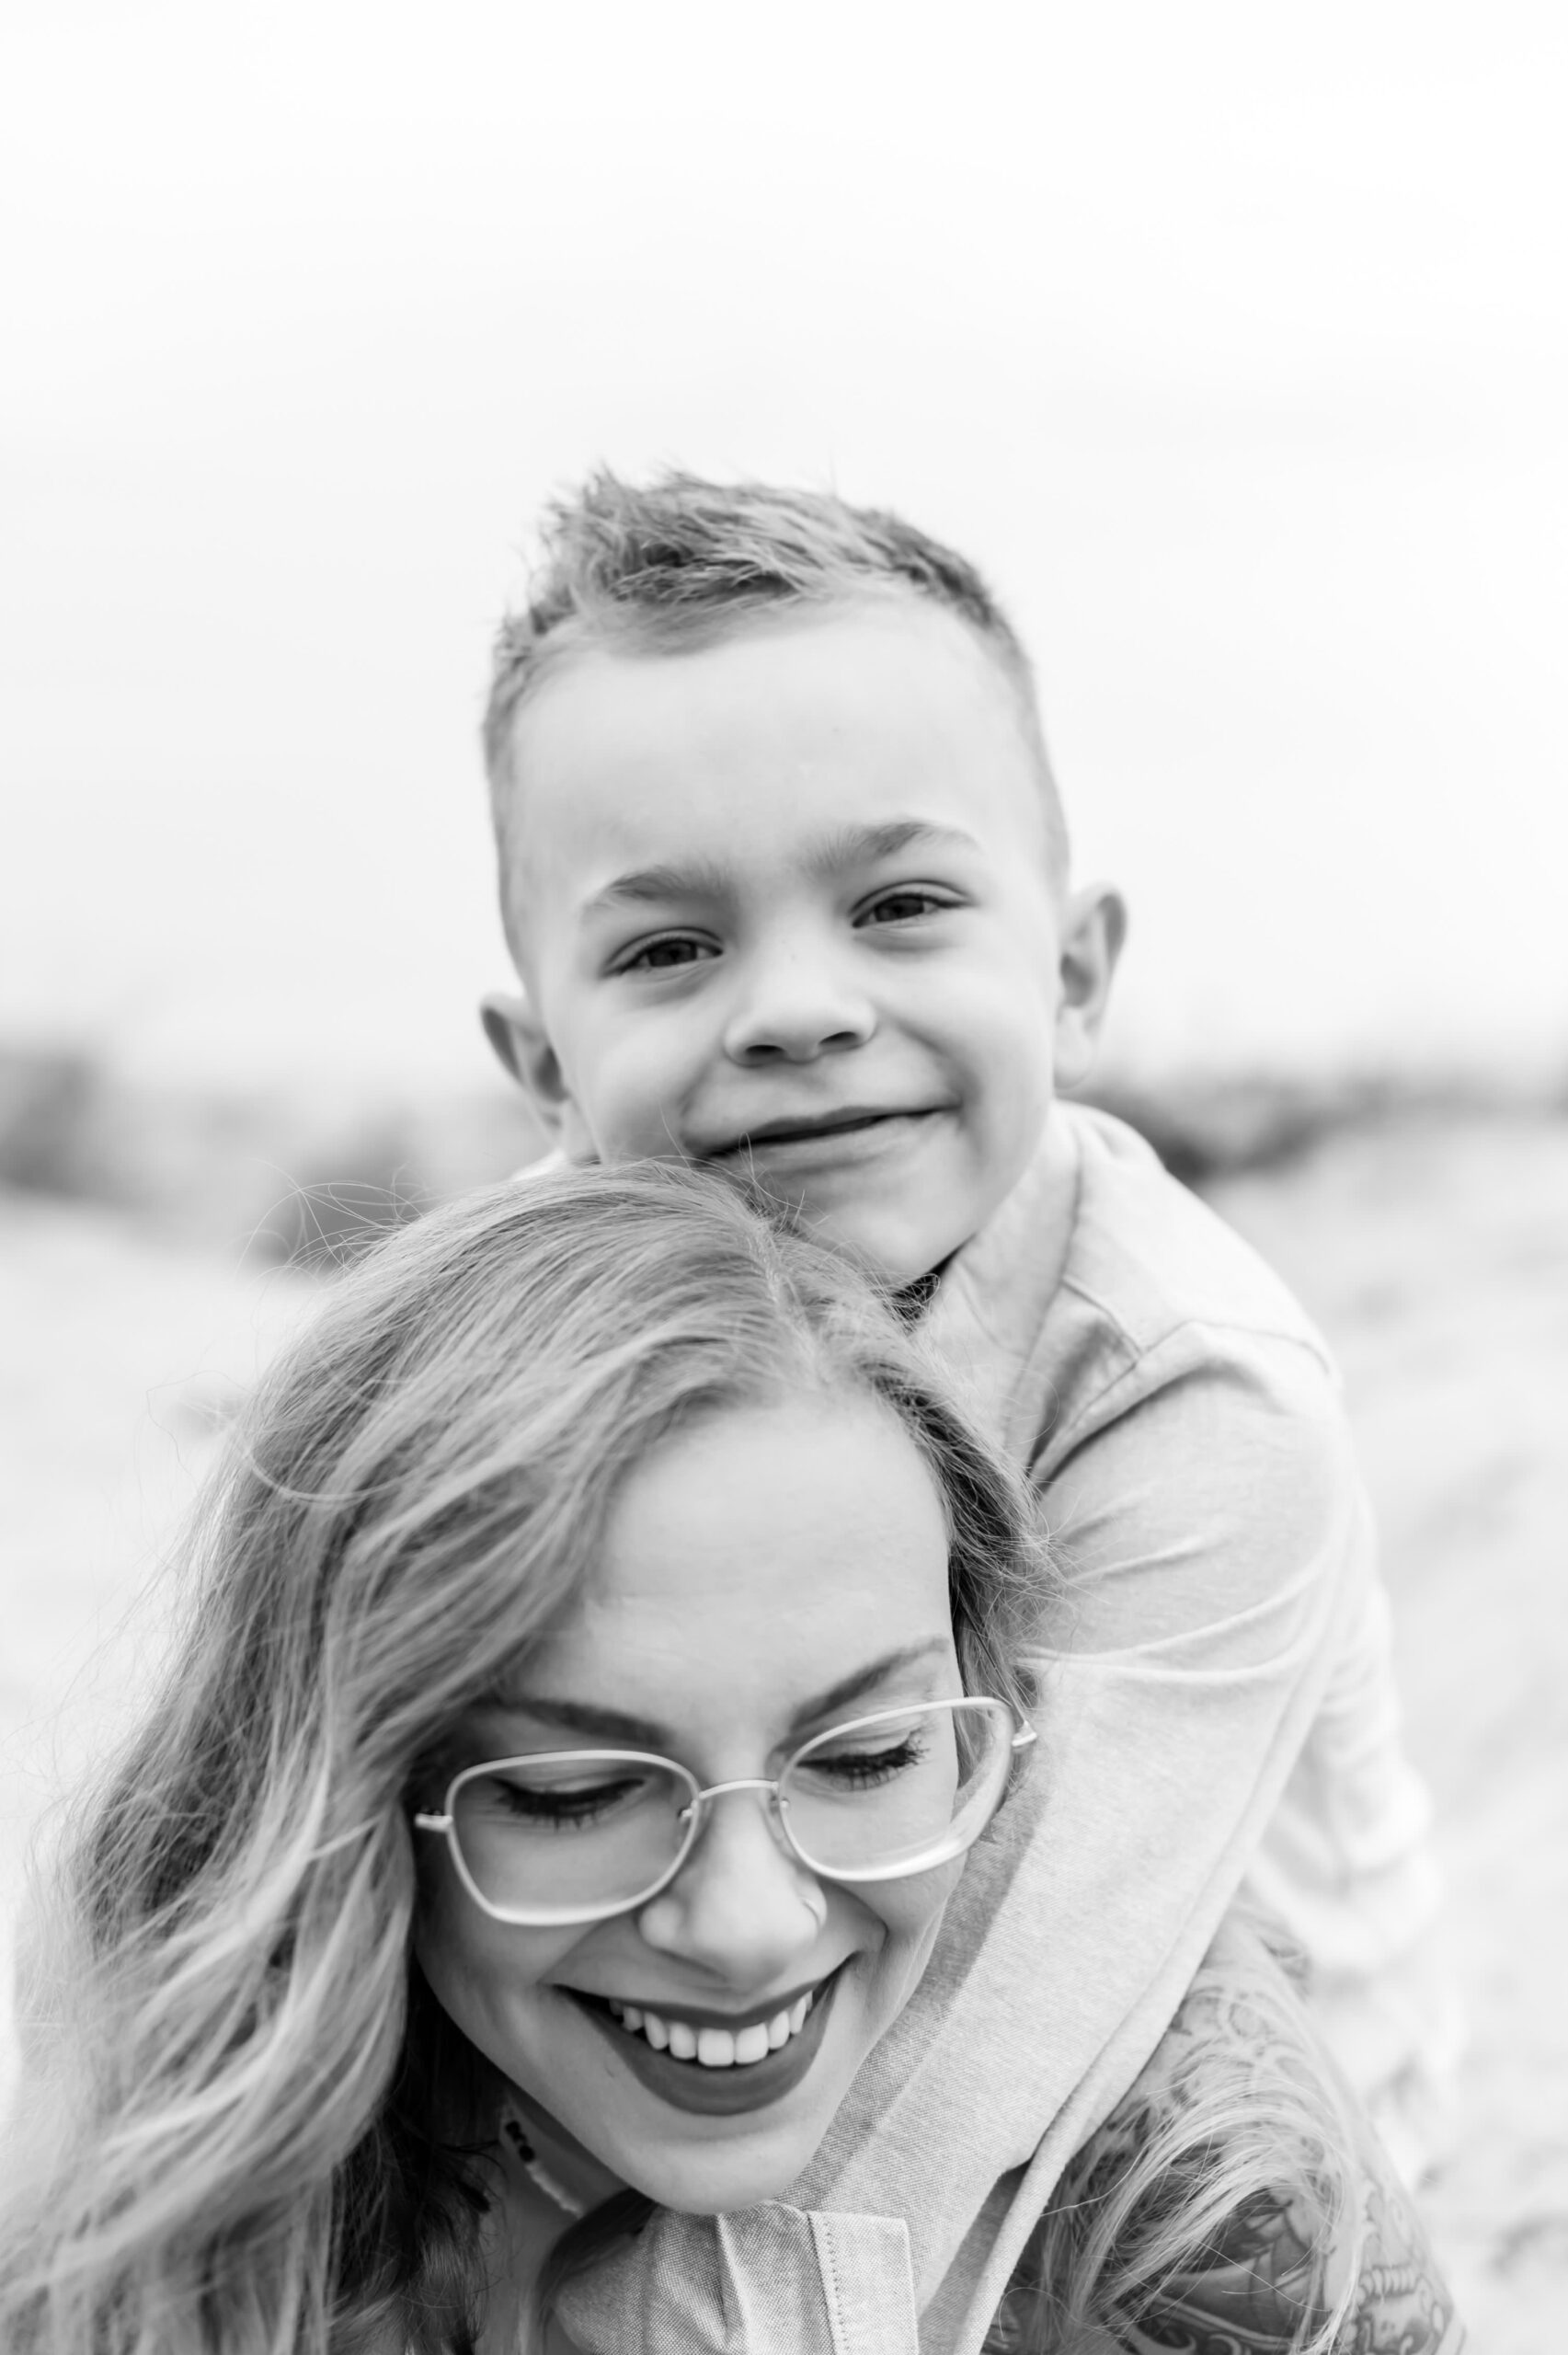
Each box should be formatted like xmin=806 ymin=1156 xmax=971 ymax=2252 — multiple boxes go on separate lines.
xmin=1030 ymin=1324 xmax=1356 ymax=1655
xmin=1029 ymin=1323 xmax=1453 ymax=2154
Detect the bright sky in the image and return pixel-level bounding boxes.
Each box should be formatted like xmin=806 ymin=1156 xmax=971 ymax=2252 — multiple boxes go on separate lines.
xmin=3 ymin=0 xmax=1564 ymax=1090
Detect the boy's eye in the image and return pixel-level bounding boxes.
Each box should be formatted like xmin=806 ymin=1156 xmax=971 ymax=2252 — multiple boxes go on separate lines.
xmin=614 ymin=935 xmax=719 ymax=974
xmin=857 ymin=889 xmax=954 ymax=927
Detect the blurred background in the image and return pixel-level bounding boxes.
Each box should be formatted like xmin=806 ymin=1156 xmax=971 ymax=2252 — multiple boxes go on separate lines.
xmin=2 ymin=2 xmax=1565 ymax=2342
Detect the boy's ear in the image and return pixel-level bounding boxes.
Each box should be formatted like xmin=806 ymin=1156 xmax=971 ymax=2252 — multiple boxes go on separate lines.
xmin=1053 ymin=884 xmax=1127 ymax=1094
xmin=479 ymin=990 xmax=594 ymax=1159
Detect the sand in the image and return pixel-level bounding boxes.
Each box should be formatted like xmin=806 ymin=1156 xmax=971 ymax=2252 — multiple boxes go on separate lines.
xmin=1207 ymin=1118 xmax=1568 ymax=2346
xmin=2 ymin=1113 xmax=1564 ymax=2347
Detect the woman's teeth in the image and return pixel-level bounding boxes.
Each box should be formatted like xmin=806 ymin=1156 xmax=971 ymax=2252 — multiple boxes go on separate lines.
xmin=605 ymin=1992 xmax=815 ymax=2067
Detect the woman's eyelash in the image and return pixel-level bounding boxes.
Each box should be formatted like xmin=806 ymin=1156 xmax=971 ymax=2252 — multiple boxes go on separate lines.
xmin=805 ymin=1735 xmax=926 ymax=1786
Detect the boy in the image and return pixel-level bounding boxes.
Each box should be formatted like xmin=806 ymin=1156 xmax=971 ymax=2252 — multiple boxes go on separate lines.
xmin=476 ymin=474 xmax=1453 ymax=2346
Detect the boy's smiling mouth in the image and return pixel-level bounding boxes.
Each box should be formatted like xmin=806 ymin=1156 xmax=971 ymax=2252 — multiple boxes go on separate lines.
xmin=701 ymin=1107 xmax=948 ymax=1162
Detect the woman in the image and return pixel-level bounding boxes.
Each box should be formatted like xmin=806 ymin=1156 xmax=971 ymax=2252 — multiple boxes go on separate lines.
xmin=0 ymin=1166 xmax=1461 ymax=2354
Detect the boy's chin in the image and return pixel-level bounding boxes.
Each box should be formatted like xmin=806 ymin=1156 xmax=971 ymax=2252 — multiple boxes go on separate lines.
xmin=787 ymin=1196 xmax=975 ymax=1291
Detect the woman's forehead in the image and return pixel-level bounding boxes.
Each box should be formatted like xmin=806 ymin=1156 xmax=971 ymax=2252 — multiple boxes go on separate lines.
xmin=485 ymin=1394 xmax=955 ymax=1736
xmin=465 ymin=1633 xmax=958 ymax=1765
xmin=596 ymin=1392 xmax=946 ymax=1586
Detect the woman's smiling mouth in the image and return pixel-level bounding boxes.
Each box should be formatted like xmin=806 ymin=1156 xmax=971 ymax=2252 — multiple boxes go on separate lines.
xmin=602 ymin=1986 xmax=816 ymax=2066
xmin=561 ymin=1966 xmax=848 ymax=2114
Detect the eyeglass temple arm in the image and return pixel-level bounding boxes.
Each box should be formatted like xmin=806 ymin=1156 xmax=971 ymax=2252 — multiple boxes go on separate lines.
xmin=413 ymin=1812 xmax=452 ymax=1832
xmin=1010 ymin=1722 xmax=1038 ymax=1752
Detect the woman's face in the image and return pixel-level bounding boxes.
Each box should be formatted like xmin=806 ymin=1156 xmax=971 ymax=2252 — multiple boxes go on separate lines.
xmin=415 ymin=1388 xmax=966 ymax=2214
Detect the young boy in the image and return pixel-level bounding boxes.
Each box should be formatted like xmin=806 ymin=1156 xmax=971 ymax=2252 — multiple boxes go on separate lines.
xmin=476 ymin=473 xmax=1454 ymax=2344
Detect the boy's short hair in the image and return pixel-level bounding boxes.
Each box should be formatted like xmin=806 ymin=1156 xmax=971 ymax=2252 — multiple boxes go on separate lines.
xmin=483 ymin=471 xmax=1069 ymax=948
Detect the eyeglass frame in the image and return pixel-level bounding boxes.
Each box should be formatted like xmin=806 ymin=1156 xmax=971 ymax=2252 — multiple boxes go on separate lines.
xmin=413 ymin=1694 xmax=1037 ymax=1928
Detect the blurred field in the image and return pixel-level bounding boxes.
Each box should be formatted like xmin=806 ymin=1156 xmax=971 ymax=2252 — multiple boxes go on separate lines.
xmin=1207 ymin=1117 xmax=1568 ymax=2348
xmin=1 ymin=1109 xmax=1565 ymax=2349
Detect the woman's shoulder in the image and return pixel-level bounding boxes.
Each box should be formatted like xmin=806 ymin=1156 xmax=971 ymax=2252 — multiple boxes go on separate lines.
xmin=989 ymin=1912 xmax=1466 ymax=2352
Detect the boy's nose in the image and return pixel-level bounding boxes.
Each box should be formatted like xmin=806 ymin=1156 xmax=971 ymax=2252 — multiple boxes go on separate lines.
xmin=723 ymin=944 xmax=876 ymax=1065
xmin=635 ymin=1790 xmax=828 ymax=1983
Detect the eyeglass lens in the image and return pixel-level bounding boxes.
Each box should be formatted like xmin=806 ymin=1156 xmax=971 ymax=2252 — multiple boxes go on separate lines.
xmin=781 ymin=1698 xmax=1008 ymax=1874
xmin=453 ymin=1752 xmax=692 ymax=1919
xmin=447 ymin=1699 xmax=1012 ymax=1919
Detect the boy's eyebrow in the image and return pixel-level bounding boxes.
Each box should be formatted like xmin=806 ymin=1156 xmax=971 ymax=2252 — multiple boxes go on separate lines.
xmin=482 ymin=1640 xmax=952 ymax=1753
xmin=580 ymin=823 xmax=979 ymax=917
xmin=807 ymin=820 xmax=981 ymax=874
xmin=582 ymin=857 xmax=732 ymax=914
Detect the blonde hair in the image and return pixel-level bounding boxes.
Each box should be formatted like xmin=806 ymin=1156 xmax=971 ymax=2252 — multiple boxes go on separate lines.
xmin=0 ymin=1163 xmax=1043 ymax=2355
xmin=1008 ymin=1906 xmax=1368 ymax=2355
xmin=480 ymin=469 xmax=1069 ymax=960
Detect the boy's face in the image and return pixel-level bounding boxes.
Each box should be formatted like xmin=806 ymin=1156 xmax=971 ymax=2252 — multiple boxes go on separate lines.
xmin=489 ymin=601 xmax=1120 ymax=1285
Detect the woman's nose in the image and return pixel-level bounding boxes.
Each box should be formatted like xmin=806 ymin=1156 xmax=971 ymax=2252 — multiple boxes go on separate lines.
xmin=722 ymin=936 xmax=876 ymax=1066
xmin=635 ymin=1788 xmax=827 ymax=1979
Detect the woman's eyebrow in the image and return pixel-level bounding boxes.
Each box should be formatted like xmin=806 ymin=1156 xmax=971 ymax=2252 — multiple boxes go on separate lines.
xmin=484 ymin=1641 xmax=951 ymax=1754
xmin=480 ymin=1694 xmax=670 ymax=1749
xmin=790 ymin=1639 xmax=953 ymax=1727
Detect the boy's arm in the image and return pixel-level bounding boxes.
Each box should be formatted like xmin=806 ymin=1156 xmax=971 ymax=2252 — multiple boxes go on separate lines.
xmin=769 ymin=1321 xmax=1440 ymax=2347
xmin=1033 ymin=1330 xmax=1359 ymax=1653
xmin=787 ymin=1332 xmax=1378 ymax=2328
xmin=1034 ymin=1333 xmax=1447 ymax=2117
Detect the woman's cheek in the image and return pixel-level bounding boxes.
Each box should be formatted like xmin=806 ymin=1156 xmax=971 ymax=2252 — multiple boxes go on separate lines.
xmin=412 ymin=1862 xmax=571 ymax=2047
xmin=860 ymin=1862 xmax=964 ymax=2010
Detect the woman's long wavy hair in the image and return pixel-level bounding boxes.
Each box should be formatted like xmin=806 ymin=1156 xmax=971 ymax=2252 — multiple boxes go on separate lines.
xmin=0 ymin=1164 xmax=1045 ymax=2355
xmin=1013 ymin=1902 xmax=1369 ymax=2355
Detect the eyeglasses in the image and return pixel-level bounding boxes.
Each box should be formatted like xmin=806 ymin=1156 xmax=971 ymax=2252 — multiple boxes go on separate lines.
xmin=414 ymin=1695 xmax=1036 ymax=1927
